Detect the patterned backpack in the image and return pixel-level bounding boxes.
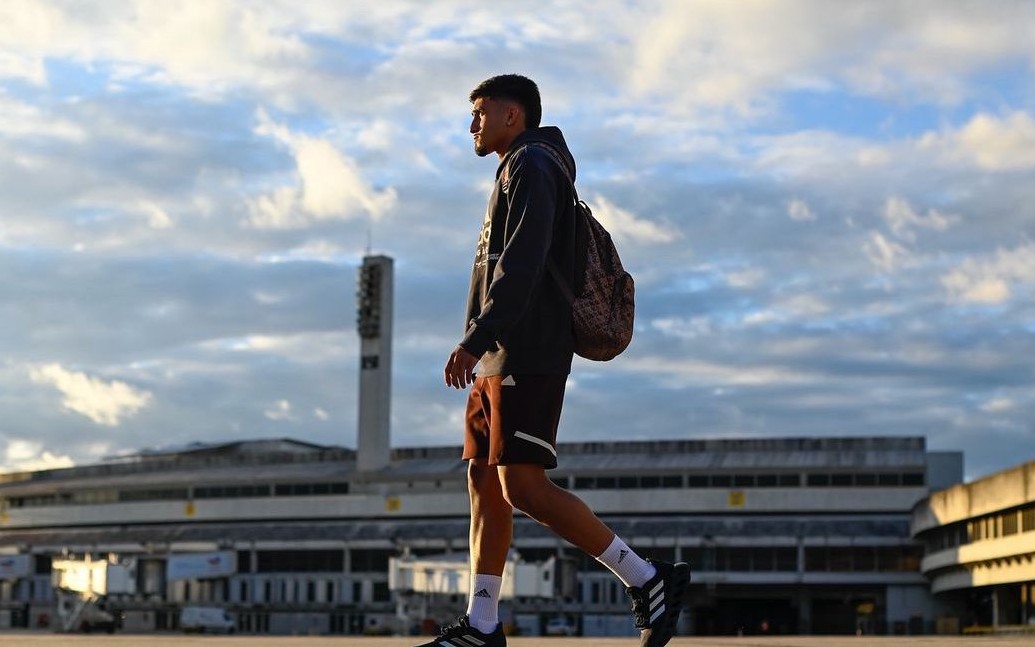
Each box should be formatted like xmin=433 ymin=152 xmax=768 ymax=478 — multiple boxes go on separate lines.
xmin=523 ymin=143 xmax=635 ymax=361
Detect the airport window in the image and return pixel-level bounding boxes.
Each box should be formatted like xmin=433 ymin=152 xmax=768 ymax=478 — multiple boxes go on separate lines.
xmin=901 ymin=472 xmax=925 ymax=486
xmin=1003 ymin=511 xmax=1019 ymax=536
xmin=877 ymin=546 xmax=921 ymax=572
xmin=237 ymin=551 xmax=253 ymax=572
xmin=256 ymin=550 xmax=344 ymax=573
xmin=877 ymin=473 xmax=899 ymax=486
xmin=830 ymin=474 xmax=852 ymax=487
xmin=806 ymin=546 xmax=920 ymax=572
xmin=686 ymin=475 xmax=708 ymax=487
xmin=574 ymin=477 xmax=593 ymax=489
xmin=596 ymin=477 xmax=616 ymax=489
xmin=373 ymin=581 xmax=391 ymax=602
xmin=775 ymin=547 xmax=798 ymax=571
xmin=727 ymin=547 xmax=752 ymax=571
xmin=519 ymin=548 xmax=556 ymax=563
xmin=118 ymin=488 xmax=188 ymax=502
xmin=806 ymin=474 xmax=830 ymax=486
xmin=1023 ymin=507 xmax=1035 ymax=532
xmin=618 ymin=476 xmax=638 ymax=489
xmin=733 ymin=474 xmax=754 ymax=487
xmin=549 ymin=477 xmax=568 ymax=489
xmin=779 ymin=474 xmax=800 ymax=487
xmin=828 ymin=547 xmax=854 ymax=571
xmin=756 ymin=474 xmax=778 ymax=487
xmin=273 ymin=482 xmax=349 ymax=496
xmin=641 ymin=476 xmax=662 ymax=488
xmin=711 ymin=475 xmax=732 ymax=487
xmin=350 ymin=549 xmax=393 ymax=573
xmin=853 ymin=547 xmax=876 ymax=571
xmin=33 ymin=555 xmax=51 ymax=575
xmin=195 ymin=485 xmax=272 ymax=499
xmin=684 ymin=546 xmax=796 ymax=572
xmin=854 ymin=473 xmax=876 ymax=486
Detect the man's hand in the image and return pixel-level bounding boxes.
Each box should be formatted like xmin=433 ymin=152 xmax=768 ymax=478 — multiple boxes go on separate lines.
xmin=444 ymin=345 xmax=479 ymax=389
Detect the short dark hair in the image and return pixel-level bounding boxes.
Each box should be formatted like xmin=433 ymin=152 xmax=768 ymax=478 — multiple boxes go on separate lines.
xmin=469 ymin=74 xmax=542 ymax=129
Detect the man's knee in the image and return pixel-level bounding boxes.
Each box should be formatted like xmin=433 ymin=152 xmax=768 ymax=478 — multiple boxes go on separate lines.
xmin=468 ymin=460 xmax=502 ymax=502
xmin=498 ymin=465 xmax=549 ymax=512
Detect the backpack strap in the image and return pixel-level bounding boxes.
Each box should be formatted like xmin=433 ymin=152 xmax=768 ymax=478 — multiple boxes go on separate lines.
xmin=522 ymin=143 xmax=580 ymax=305
xmin=500 ymin=142 xmax=581 ymax=304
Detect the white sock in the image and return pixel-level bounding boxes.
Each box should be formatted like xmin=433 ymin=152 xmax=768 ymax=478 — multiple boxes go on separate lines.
xmin=466 ymin=573 xmax=503 ymax=634
xmin=595 ymin=535 xmax=656 ymax=588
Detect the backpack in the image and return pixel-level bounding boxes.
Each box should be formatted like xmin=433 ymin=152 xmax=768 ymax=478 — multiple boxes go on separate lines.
xmin=520 ymin=143 xmax=635 ymax=361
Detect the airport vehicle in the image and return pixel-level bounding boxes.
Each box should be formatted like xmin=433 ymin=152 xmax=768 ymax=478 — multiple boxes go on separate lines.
xmin=180 ymin=606 xmax=235 ymax=633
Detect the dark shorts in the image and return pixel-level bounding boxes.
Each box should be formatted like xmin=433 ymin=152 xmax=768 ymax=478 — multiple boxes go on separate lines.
xmin=462 ymin=374 xmax=567 ymax=469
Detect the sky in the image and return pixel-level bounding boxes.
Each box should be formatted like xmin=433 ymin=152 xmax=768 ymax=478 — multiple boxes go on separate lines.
xmin=1 ymin=1 xmax=1034 ymax=481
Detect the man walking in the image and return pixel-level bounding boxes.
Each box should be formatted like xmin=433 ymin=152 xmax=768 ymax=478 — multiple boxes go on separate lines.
xmin=421 ymin=74 xmax=691 ymax=647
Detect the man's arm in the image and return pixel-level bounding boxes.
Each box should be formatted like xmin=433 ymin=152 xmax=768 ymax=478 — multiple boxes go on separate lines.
xmin=458 ymin=150 xmax=558 ymax=358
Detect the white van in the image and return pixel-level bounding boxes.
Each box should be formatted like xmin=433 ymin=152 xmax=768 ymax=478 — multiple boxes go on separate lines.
xmin=180 ymin=606 xmax=235 ymax=633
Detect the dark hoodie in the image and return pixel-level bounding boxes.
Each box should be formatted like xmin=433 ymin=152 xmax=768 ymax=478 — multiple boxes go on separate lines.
xmin=459 ymin=126 xmax=578 ymax=376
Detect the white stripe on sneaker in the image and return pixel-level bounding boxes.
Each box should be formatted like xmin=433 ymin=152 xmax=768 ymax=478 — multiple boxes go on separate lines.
xmin=650 ymin=604 xmax=666 ymax=624
xmin=513 ymin=430 xmax=557 ymax=457
xmin=439 ymin=641 xmax=458 ymax=647
xmin=458 ymin=636 xmax=486 ymax=646
xmin=649 ymin=580 xmax=664 ymax=599
xmin=650 ymin=592 xmax=664 ymax=611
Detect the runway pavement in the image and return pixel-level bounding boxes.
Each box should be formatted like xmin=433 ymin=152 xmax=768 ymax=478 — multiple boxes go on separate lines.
xmin=1 ymin=634 xmax=1035 ymax=646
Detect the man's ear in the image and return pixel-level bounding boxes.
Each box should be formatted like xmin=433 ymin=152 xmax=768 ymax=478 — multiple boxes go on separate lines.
xmin=506 ymin=104 xmax=524 ymax=129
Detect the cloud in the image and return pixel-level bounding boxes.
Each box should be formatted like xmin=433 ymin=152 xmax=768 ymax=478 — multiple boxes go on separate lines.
xmin=29 ymin=364 xmax=152 ymax=426
xmin=787 ymin=198 xmax=816 ymax=222
xmin=863 ymin=231 xmax=911 ymax=273
xmin=136 ymin=200 xmax=174 ymax=229
xmin=621 ymin=355 xmax=817 ymax=388
xmin=246 ymin=109 xmax=397 ymax=229
xmin=1 ymin=439 xmax=75 ymax=473
xmin=920 ymin=112 xmax=1035 ymax=171
xmin=587 ymin=194 xmax=679 ymax=244
xmin=881 ymin=197 xmax=955 ymax=242
xmin=942 ymin=243 xmax=1035 ymax=305
xmin=264 ymin=399 xmax=294 ymax=421
xmin=980 ymin=397 xmax=1015 ymax=414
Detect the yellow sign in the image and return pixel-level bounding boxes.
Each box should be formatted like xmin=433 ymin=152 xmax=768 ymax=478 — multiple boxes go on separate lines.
xmin=184 ymin=501 xmax=196 ymax=517
xmin=728 ymin=490 xmax=745 ymax=507
xmin=385 ymin=497 xmax=401 ymax=512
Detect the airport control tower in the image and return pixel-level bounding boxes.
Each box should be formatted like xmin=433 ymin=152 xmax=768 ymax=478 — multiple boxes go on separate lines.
xmin=355 ymin=255 xmax=393 ymax=473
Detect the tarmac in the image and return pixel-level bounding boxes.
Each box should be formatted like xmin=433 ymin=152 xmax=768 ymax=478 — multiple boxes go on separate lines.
xmin=0 ymin=635 xmax=1034 ymax=647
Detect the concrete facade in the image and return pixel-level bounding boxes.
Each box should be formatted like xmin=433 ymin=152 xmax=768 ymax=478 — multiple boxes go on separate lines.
xmin=0 ymin=436 xmax=962 ymax=636
xmin=912 ymin=459 xmax=1035 ymax=629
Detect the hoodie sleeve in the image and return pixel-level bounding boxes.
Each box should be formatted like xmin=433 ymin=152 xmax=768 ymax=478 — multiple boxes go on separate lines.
xmin=459 ymin=148 xmax=558 ymax=357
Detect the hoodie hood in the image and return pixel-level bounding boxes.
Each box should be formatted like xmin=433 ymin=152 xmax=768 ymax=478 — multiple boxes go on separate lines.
xmin=501 ymin=125 xmax=576 ymax=184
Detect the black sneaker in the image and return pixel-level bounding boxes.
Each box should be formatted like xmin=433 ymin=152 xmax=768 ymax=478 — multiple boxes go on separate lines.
xmin=627 ymin=559 xmax=692 ymax=647
xmin=413 ymin=615 xmax=506 ymax=647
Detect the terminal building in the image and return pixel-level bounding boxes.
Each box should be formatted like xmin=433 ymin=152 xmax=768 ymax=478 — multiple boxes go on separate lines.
xmin=912 ymin=458 xmax=1035 ymax=631
xmin=0 ymin=255 xmax=973 ymax=635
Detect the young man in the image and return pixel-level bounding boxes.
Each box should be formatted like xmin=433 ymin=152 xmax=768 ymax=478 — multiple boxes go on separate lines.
xmin=423 ymin=74 xmax=691 ymax=647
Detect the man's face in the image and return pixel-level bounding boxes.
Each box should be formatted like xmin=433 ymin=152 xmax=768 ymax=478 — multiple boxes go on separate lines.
xmin=470 ymin=96 xmax=515 ymax=158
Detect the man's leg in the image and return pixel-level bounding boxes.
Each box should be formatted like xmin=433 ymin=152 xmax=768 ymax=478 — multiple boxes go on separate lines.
xmin=466 ymin=458 xmax=512 ymax=634
xmin=498 ymin=464 xmax=690 ymax=647
xmin=497 ymin=464 xmax=653 ymax=582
